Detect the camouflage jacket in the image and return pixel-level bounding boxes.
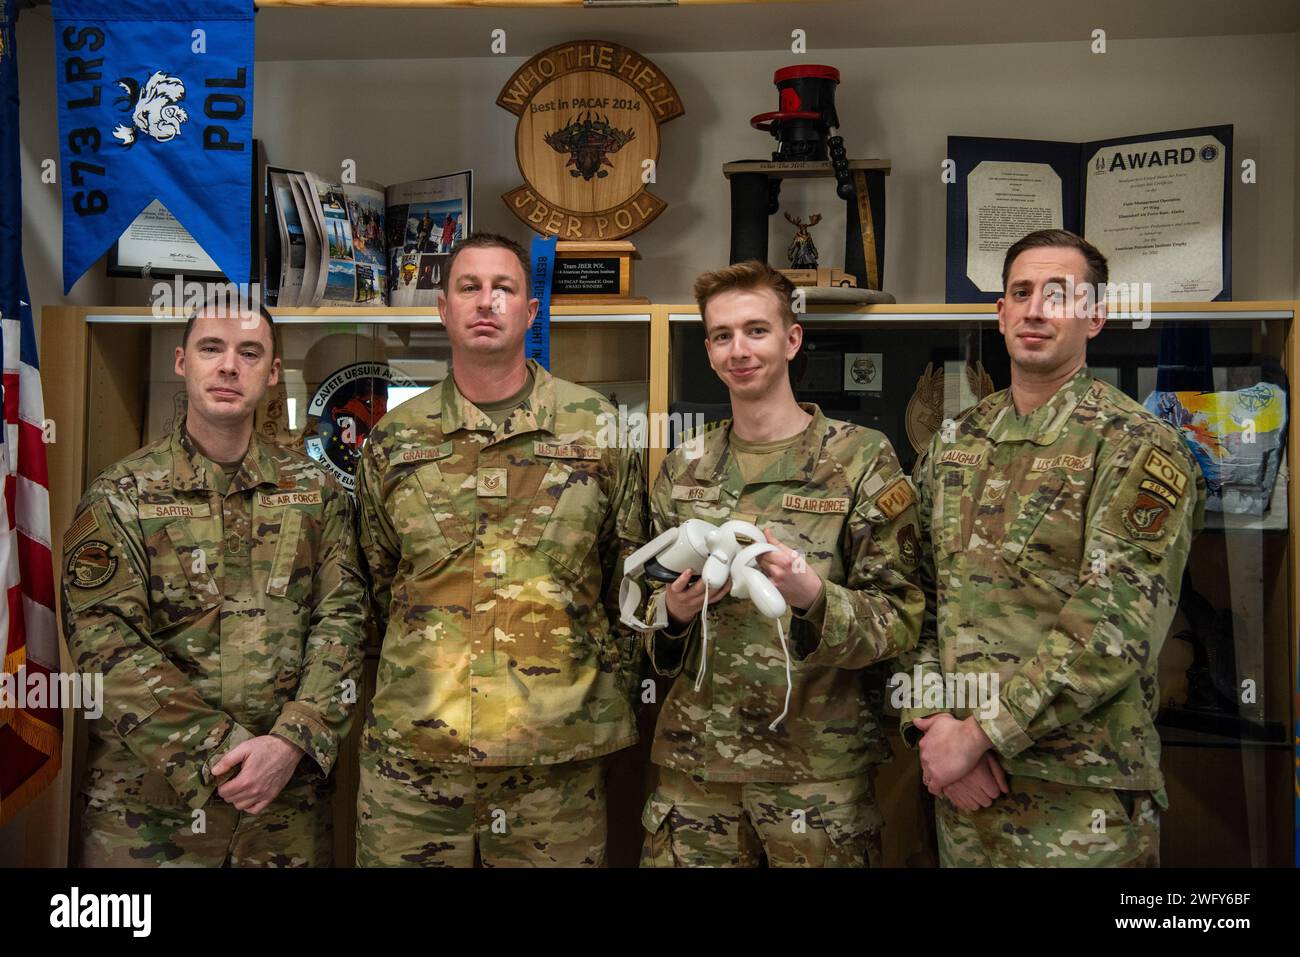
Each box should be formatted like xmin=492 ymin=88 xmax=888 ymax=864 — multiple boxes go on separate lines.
xmin=355 ymin=360 xmax=647 ymax=766
xmin=646 ymin=406 xmax=924 ymax=783
xmin=61 ymin=422 xmax=367 ymax=811
xmin=900 ymin=368 xmax=1205 ymax=800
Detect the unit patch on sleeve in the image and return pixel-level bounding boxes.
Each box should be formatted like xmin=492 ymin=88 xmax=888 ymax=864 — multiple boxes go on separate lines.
xmin=875 ymin=476 xmax=917 ymax=521
xmin=1121 ymin=490 xmax=1172 ymax=540
xmin=67 ymin=540 xmax=118 ymax=589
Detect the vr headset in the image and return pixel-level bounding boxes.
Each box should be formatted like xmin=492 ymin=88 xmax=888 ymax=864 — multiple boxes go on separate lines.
xmin=619 ymin=519 xmax=793 ymax=730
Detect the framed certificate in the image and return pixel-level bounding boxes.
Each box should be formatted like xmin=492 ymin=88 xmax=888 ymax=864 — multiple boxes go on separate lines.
xmin=946 ymin=126 xmax=1231 ymax=303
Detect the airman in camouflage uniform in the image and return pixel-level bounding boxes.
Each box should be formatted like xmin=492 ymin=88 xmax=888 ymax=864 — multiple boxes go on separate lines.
xmin=63 ymin=305 xmax=366 ymax=867
xmin=354 ymin=234 xmax=646 ymax=867
xmin=638 ymin=262 xmax=924 ymax=867
xmin=901 ymin=230 xmax=1205 ymax=867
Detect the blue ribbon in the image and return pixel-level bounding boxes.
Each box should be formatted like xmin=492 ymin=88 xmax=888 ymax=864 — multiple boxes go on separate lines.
xmin=53 ymin=0 xmax=254 ymax=292
xmin=526 ymin=234 xmax=556 ymax=369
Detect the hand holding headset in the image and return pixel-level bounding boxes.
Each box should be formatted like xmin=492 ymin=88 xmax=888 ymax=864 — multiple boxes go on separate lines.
xmin=618 ymin=519 xmax=795 ymax=730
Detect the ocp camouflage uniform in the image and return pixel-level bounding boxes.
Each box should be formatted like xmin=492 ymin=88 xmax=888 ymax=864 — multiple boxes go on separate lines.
xmin=62 ymin=422 xmax=367 ymax=867
xmin=901 ymin=368 xmax=1205 ymax=867
xmin=640 ymin=406 xmax=924 ymax=867
xmin=353 ymin=360 xmax=647 ymax=867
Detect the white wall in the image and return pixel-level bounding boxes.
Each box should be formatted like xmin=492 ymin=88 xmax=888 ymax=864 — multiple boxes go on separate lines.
xmin=244 ymin=33 xmax=1298 ymax=304
xmin=15 ymin=21 xmax=1298 ymax=308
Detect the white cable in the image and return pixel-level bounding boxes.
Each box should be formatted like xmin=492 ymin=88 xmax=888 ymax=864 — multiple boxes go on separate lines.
xmin=768 ymin=618 xmax=792 ymax=732
xmin=693 ymin=579 xmax=710 ymax=692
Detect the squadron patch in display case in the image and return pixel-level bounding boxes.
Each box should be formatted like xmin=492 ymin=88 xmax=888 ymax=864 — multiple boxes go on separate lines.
xmin=305 ymin=362 xmax=419 ymax=491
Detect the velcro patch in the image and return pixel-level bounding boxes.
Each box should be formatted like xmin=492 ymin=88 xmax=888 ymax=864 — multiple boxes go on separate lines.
xmin=672 ymin=484 xmax=720 ymax=502
xmin=139 ymin=502 xmax=213 ymax=519
xmin=1143 ymin=448 xmax=1188 ymax=497
xmin=1032 ymin=453 xmax=1094 ymax=472
xmin=1121 ymin=491 xmax=1172 ymax=540
xmin=1139 ymin=478 xmax=1179 ymax=508
xmin=938 ymin=449 xmax=985 ymax=467
xmin=67 ymin=540 xmax=118 ymax=589
xmin=534 ymin=442 xmax=601 ymax=460
xmin=781 ymin=494 xmax=849 ymax=514
xmin=395 ymin=442 xmax=453 ymax=465
xmin=257 ymin=490 xmax=323 ymax=508
xmin=477 ymin=468 xmax=508 ymax=497
xmin=66 ymin=508 xmax=99 ymax=549
xmin=875 ymin=476 xmax=917 ymax=521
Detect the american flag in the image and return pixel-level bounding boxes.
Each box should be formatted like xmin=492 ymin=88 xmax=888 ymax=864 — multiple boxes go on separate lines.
xmin=0 ymin=292 xmax=61 ymax=827
xmin=0 ymin=0 xmax=62 ymax=826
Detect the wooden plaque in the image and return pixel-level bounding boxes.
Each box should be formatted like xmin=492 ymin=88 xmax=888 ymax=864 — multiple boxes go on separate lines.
xmin=497 ymin=40 xmax=684 ymax=241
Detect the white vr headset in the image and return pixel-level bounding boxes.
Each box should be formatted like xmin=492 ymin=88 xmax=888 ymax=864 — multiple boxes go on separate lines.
xmin=619 ymin=519 xmax=794 ymax=730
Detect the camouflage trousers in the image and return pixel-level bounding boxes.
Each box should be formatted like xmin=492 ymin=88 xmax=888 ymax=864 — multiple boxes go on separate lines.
xmin=936 ymin=775 xmax=1160 ymax=867
xmin=640 ymin=766 xmax=882 ymax=868
xmin=355 ymin=748 xmax=607 ymax=867
xmin=77 ymin=766 xmax=334 ymax=867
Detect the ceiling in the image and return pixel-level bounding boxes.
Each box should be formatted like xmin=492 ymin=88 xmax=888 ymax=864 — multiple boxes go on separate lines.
xmin=251 ymin=0 xmax=1300 ymax=60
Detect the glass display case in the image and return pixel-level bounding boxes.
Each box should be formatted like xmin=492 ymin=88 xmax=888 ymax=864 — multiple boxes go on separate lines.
xmin=41 ymin=301 xmax=1296 ymax=866
xmin=664 ymin=303 xmax=1296 ymax=867
xmin=42 ymin=305 xmax=652 ymax=867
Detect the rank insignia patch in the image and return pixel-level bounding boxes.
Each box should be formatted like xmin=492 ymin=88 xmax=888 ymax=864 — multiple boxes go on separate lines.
xmin=1121 ymin=491 xmax=1171 ymax=540
xmin=477 ymin=468 xmax=508 ymax=497
xmin=67 ymin=540 xmax=118 ymax=589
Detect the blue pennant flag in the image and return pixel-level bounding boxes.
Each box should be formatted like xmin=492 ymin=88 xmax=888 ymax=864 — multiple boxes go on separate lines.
xmin=53 ymin=0 xmax=254 ymax=292
xmin=526 ymin=234 xmax=557 ymax=369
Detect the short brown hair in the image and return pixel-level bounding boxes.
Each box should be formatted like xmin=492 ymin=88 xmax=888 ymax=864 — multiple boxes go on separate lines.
xmin=1001 ymin=229 xmax=1108 ymax=290
xmin=182 ymin=287 xmax=279 ymax=360
xmin=693 ymin=260 xmax=797 ymax=329
xmin=442 ymin=232 xmax=531 ymax=293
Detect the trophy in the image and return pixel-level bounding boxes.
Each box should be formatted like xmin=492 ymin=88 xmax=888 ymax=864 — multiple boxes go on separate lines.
xmin=725 ymin=65 xmax=892 ymax=303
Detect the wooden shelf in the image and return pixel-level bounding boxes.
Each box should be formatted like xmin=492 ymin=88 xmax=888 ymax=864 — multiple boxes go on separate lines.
xmin=666 ymin=300 xmax=1297 ymax=323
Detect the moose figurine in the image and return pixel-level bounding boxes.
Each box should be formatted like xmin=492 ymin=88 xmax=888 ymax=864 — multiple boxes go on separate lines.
xmin=785 ymin=212 xmax=821 ymax=269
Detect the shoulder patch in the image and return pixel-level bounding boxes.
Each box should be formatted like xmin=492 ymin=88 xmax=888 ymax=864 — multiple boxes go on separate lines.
xmin=1121 ymin=491 xmax=1173 ymax=540
xmin=1143 ymin=448 xmax=1188 ymax=498
xmin=875 ymin=476 xmax=917 ymax=521
xmin=66 ymin=540 xmax=118 ymax=589
xmin=66 ymin=508 xmax=99 ymax=550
